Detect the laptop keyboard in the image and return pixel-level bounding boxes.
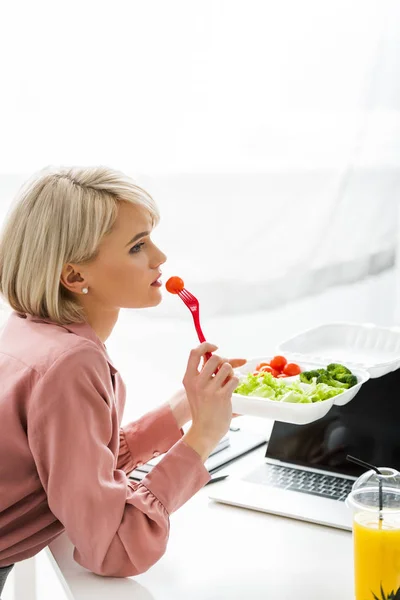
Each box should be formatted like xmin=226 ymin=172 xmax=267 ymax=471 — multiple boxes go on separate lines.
xmin=244 ymin=463 xmax=354 ymax=502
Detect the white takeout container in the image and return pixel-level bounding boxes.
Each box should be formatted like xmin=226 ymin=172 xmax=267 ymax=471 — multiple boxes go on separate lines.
xmin=232 ymin=322 xmax=400 ymax=424
xmin=278 ymin=322 xmax=400 ymax=379
xmin=232 ymin=356 xmax=370 ymax=425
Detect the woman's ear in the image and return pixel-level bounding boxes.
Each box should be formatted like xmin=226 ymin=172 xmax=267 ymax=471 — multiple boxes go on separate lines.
xmin=60 ymin=264 xmax=87 ymax=294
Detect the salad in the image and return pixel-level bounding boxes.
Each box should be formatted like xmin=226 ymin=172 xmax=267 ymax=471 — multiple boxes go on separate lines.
xmin=235 ymin=362 xmax=358 ymax=404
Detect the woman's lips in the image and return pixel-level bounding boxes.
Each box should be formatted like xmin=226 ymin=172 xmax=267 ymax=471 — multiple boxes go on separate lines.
xmin=151 ymin=279 xmax=162 ymax=287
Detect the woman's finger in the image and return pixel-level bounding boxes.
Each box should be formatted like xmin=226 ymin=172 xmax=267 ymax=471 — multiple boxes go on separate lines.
xmin=213 ymin=362 xmax=234 ymax=386
xmin=224 ymin=375 xmax=240 ymax=394
xmin=200 ymin=354 xmax=223 ymax=380
xmin=185 ymin=343 xmax=218 ymax=378
xmin=227 ymin=358 xmax=247 ymax=369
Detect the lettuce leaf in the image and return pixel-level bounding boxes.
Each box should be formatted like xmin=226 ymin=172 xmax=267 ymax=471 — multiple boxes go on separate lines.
xmin=235 ymin=371 xmax=344 ymax=403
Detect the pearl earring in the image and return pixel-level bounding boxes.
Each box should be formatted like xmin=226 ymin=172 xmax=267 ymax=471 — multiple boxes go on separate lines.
xmin=82 ymin=287 xmax=89 ymax=295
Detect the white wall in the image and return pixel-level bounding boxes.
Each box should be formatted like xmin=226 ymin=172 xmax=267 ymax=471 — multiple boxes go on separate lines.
xmin=1 ymin=170 xmax=398 ymax=319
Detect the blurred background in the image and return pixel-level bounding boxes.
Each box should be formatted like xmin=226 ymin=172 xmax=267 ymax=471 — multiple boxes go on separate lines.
xmin=1 ymin=0 xmax=400 ymax=405
xmin=1 ymin=1 xmax=400 ymax=598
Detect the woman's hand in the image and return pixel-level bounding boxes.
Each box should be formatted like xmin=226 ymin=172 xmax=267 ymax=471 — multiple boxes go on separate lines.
xmin=181 ymin=342 xmax=243 ymax=461
xmin=168 ymin=355 xmax=246 ymax=428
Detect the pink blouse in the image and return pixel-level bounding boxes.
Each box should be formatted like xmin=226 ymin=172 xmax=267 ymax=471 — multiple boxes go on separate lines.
xmin=0 ymin=312 xmax=210 ymax=576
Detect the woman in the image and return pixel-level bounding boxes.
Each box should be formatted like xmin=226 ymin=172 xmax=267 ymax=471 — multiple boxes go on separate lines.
xmin=0 ymin=166 xmax=244 ymax=589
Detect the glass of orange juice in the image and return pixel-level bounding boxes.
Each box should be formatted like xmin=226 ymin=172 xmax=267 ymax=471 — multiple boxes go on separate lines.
xmin=347 ymin=468 xmax=400 ymax=600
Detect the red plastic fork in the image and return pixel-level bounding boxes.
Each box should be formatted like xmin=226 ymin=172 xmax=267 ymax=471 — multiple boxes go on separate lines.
xmin=166 ymin=277 xmax=213 ymax=360
xmin=177 ymin=288 xmax=212 ymax=360
xmin=165 ymin=277 xmax=212 ymax=360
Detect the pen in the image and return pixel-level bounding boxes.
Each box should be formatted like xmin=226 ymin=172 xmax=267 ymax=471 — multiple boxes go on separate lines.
xmin=206 ymin=474 xmax=229 ymax=485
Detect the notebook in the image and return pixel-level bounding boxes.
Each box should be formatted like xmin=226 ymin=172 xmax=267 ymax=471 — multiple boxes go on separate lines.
xmin=128 ymin=426 xmax=267 ymax=481
xmin=208 ymin=368 xmax=400 ymax=530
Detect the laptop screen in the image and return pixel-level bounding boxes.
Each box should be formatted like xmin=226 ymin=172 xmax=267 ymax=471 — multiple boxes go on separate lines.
xmin=265 ymin=368 xmax=400 ymax=477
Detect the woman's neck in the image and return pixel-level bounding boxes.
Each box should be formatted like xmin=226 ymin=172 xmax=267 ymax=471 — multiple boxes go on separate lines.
xmin=84 ymin=306 xmax=120 ymax=343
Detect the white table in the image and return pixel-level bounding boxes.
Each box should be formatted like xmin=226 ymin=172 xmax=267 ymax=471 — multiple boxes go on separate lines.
xmin=47 ymin=443 xmax=355 ymax=600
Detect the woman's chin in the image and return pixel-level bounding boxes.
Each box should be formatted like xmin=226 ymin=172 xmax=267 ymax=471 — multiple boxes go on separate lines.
xmin=150 ymin=294 xmax=163 ymax=307
xmin=122 ymin=289 xmax=163 ymax=309
xmin=149 ymin=286 xmax=163 ymax=305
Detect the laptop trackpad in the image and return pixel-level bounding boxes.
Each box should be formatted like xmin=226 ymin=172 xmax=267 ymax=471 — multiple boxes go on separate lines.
xmin=208 ymin=477 xmax=352 ymax=531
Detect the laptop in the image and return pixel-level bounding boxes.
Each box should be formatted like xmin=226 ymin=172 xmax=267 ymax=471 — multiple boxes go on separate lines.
xmin=209 ymin=367 xmax=400 ymax=530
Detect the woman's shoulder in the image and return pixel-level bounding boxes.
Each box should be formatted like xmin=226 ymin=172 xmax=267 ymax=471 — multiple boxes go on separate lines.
xmin=0 ymin=311 xmax=107 ymax=378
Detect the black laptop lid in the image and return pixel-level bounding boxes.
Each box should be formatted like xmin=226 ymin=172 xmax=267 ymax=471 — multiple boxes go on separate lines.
xmin=265 ymin=368 xmax=400 ymax=477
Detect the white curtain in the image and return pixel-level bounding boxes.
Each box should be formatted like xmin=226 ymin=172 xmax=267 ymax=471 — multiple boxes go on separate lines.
xmin=0 ymin=0 xmax=399 ymax=317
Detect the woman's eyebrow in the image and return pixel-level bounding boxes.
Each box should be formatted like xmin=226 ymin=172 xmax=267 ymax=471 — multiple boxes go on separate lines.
xmin=125 ymin=231 xmax=150 ymax=246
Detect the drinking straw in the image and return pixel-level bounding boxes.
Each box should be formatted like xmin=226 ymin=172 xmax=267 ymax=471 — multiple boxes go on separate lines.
xmin=346 ymin=454 xmax=383 ymax=521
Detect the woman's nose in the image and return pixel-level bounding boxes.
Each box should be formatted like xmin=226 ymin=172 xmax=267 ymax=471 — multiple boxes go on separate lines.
xmin=154 ymin=245 xmax=167 ymax=267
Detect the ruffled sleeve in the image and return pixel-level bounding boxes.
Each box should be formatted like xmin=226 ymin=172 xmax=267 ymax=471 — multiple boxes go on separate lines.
xmin=117 ymin=403 xmax=184 ymax=473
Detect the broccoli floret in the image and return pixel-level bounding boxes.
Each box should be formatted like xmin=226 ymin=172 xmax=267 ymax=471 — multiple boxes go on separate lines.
xmin=315 ymin=374 xmax=330 ymax=386
xmin=334 ymin=373 xmax=357 ymax=388
xmin=326 ymin=363 xmax=352 ymax=375
xmin=299 ymin=370 xmax=321 ymax=384
xmin=301 ymin=365 xmax=357 ymax=390
xmin=316 ymin=374 xmax=350 ymax=389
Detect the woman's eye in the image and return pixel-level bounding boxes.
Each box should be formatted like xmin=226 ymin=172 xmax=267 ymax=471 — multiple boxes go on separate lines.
xmin=129 ymin=242 xmax=145 ymax=254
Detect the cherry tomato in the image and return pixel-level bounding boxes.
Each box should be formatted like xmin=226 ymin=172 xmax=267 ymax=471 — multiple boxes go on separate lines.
xmin=283 ymin=362 xmax=301 ymax=376
xmin=260 ymin=365 xmax=280 ymax=377
xmin=270 ymin=355 xmax=288 ymax=372
xmin=255 ymin=362 xmax=270 ymax=371
xmin=252 ymin=371 xmax=263 ymax=376
xmin=165 ymin=276 xmax=185 ymax=294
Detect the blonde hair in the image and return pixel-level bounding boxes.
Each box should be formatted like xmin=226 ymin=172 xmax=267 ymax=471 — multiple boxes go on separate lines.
xmin=0 ymin=166 xmax=159 ymax=324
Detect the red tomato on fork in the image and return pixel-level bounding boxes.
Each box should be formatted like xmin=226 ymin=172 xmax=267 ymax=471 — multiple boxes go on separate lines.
xmin=165 ymin=276 xmax=185 ymax=294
